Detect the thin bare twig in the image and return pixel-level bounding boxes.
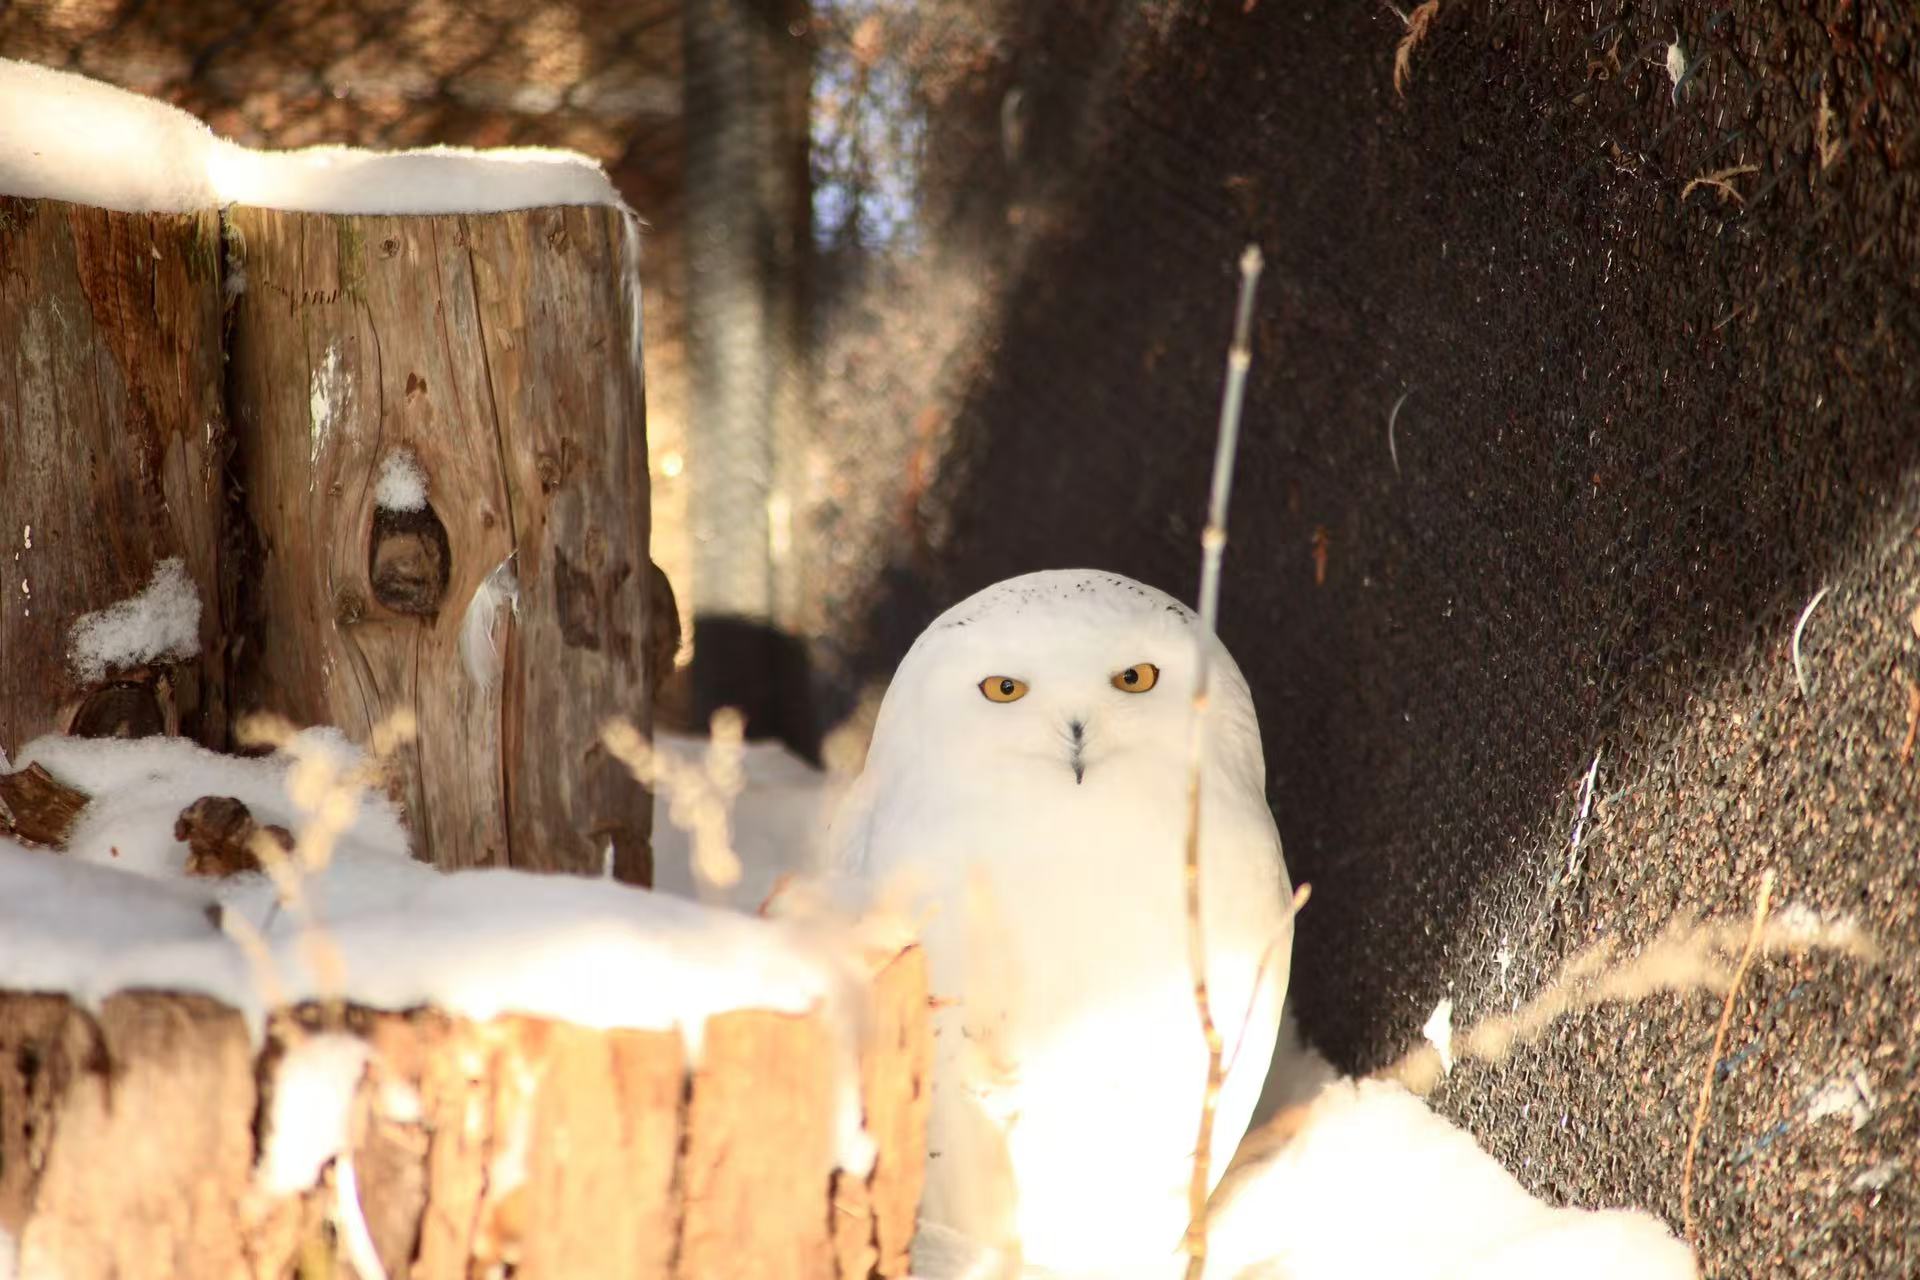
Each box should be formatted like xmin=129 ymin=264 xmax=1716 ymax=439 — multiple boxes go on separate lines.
xmin=1182 ymin=244 xmax=1264 ymax=1280
xmin=1566 ymin=748 xmax=1601 ymax=882
xmin=1680 ymin=869 xmax=1775 ymax=1241
xmin=1791 ymin=586 xmax=1831 ymax=700
xmin=602 ymin=707 xmax=748 ymax=894
xmin=1901 ymin=678 xmax=1920 ymax=763
xmin=1387 ymin=389 xmax=1411 ymax=476
xmin=233 ymin=709 xmax=418 ymax=1004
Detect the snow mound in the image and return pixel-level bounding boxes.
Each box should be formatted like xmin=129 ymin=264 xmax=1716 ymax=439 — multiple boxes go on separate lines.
xmin=0 ymin=723 xmax=876 ymax=1174
xmin=1206 ymin=1069 xmax=1698 ymax=1280
xmin=0 ymin=59 xmax=218 ymax=212
xmin=1 ymin=58 xmax=622 ymax=215
xmin=17 ymin=729 xmax=410 ymax=880
xmin=67 ymin=558 xmax=201 ymax=683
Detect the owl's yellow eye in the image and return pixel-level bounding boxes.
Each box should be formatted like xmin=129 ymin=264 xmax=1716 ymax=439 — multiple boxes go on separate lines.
xmin=1111 ymin=663 xmax=1159 ymax=693
xmin=979 ymin=676 xmax=1029 ymax=703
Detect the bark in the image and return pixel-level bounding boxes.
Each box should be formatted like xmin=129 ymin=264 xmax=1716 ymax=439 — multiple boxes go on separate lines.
xmin=0 ymin=198 xmax=228 ymax=757
xmin=0 ymin=764 xmax=88 ymax=847
xmin=224 ymin=206 xmax=653 ymax=881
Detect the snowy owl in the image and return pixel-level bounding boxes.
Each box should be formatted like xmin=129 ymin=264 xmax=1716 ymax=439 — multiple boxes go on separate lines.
xmin=830 ymin=569 xmax=1293 ymax=1277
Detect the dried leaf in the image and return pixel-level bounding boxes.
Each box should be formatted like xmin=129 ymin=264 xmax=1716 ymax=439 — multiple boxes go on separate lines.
xmin=1393 ymin=1 xmax=1440 ymax=99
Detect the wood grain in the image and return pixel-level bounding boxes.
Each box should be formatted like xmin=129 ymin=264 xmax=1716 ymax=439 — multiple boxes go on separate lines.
xmin=225 ymin=205 xmax=651 ymax=879
xmin=0 ymin=198 xmax=228 ymax=757
xmin=0 ymin=945 xmax=930 ymax=1280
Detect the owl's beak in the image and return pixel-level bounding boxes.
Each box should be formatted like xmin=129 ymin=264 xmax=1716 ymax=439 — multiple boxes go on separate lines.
xmin=1068 ymin=717 xmax=1086 ymax=785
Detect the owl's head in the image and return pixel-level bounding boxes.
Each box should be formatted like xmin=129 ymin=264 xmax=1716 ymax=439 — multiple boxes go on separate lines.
xmin=865 ymin=569 xmax=1263 ymax=791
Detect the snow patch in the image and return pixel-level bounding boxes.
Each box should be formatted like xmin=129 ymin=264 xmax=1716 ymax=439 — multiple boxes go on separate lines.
xmin=1851 ymin=1159 xmax=1901 ymax=1193
xmin=309 ymin=343 xmax=348 ymax=473
xmin=2 ymin=58 xmax=622 ymax=215
xmin=374 ymin=448 xmax=429 ymax=512
xmin=1207 ymin=1072 xmax=1698 ymax=1280
xmin=0 ymin=58 xmax=219 ymax=212
xmin=257 ymin=1033 xmax=370 ymax=1195
xmin=209 ymin=142 xmax=621 ymax=216
xmin=1422 ymin=997 xmax=1455 ymax=1077
xmin=1807 ymin=1065 xmax=1878 ymax=1133
xmin=67 ymin=557 xmax=201 ymax=682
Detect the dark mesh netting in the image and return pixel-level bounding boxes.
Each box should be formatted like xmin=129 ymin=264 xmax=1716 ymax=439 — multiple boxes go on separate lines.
xmin=7 ymin=0 xmax=1918 ymax=1273
xmin=795 ymin=3 xmax=1920 ymax=1275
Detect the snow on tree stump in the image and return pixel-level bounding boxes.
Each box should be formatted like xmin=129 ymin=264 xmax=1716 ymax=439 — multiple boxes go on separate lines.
xmin=0 ymin=946 xmax=930 ymax=1280
xmin=0 ymin=197 xmax=228 ymax=755
xmin=224 ymin=205 xmax=653 ymax=882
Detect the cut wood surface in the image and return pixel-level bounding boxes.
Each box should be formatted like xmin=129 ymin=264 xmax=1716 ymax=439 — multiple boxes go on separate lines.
xmin=225 ymin=205 xmax=652 ymax=881
xmin=0 ymin=945 xmax=931 ymax=1280
xmin=0 ymin=197 xmax=228 ymax=756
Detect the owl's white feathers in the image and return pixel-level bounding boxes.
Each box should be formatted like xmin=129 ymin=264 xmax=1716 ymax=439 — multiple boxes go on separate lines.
xmin=830 ymin=569 xmax=1293 ymax=1277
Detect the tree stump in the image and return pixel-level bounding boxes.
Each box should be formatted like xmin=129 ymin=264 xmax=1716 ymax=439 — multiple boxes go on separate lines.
xmin=0 ymin=197 xmax=228 ymax=756
xmin=224 ymin=205 xmax=652 ymax=881
xmin=0 ymin=946 xmax=931 ymax=1280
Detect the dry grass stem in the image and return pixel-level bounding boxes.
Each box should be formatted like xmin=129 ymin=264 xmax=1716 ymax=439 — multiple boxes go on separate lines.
xmin=1393 ymin=1 xmax=1440 ymax=99
xmin=1181 ymin=243 xmax=1265 ymax=1280
xmin=1680 ymin=869 xmax=1775 ymax=1243
xmin=1376 ymin=890 xmax=1878 ymax=1095
xmin=601 ymin=708 xmax=748 ymax=892
xmin=1900 ymin=678 xmax=1920 ymax=763
xmin=230 ymin=709 xmax=420 ymax=1005
xmin=1566 ymin=748 xmax=1601 ymax=881
xmin=1680 ymin=164 xmax=1760 ymax=205
xmin=1817 ymin=86 xmax=1840 ymax=170
xmin=1387 ymin=390 xmax=1410 ymax=476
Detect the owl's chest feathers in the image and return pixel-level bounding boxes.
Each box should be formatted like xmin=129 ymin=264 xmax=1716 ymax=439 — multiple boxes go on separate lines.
xmin=865 ymin=757 xmax=1285 ymax=1030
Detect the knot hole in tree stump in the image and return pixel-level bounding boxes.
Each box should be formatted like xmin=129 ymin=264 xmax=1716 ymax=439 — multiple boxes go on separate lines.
xmin=70 ymin=671 xmax=167 ymax=740
xmin=369 ymin=504 xmax=452 ymax=617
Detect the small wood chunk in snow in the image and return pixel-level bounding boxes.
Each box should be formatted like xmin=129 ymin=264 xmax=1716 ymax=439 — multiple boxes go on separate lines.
xmin=0 ymin=763 xmax=88 ymax=847
xmin=174 ymin=795 xmax=292 ymax=878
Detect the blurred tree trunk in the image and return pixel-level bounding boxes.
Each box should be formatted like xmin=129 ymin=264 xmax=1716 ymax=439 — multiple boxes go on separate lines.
xmin=683 ymin=0 xmax=818 ymax=752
